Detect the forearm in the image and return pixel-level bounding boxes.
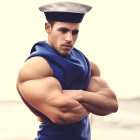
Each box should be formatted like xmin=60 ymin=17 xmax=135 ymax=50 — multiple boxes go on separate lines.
xmin=79 ymin=90 xmax=118 ymax=115
xmin=63 ymin=89 xmax=118 ymax=116
xmin=80 ymin=76 xmax=118 ymax=115
xmin=81 ymin=102 xmax=111 ymax=116
xmin=44 ymin=93 xmax=89 ymax=125
xmin=56 ymin=99 xmax=89 ymax=124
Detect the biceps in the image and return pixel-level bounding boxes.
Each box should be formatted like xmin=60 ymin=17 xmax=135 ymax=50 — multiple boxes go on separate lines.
xmin=86 ymin=76 xmax=117 ymax=99
xmin=19 ymin=77 xmax=64 ymax=115
xmin=19 ymin=77 xmax=61 ymax=102
xmin=86 ymin=76 xmax=110 ymax=92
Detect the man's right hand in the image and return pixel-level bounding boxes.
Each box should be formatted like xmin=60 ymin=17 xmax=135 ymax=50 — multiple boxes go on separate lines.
xmin=17 ymin=56 xmax=89 ymax=125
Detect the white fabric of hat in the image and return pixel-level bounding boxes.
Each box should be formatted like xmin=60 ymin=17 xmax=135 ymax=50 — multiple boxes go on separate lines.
xmin=39 ymin=1 xmax=92 ymax=14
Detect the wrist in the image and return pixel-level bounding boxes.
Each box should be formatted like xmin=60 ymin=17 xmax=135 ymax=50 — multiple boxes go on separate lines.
xmin=78 ymin=90 xmax=85 ymax=102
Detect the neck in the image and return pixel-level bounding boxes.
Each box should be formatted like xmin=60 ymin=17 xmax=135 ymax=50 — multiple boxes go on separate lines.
xmin=47 ymin=35 xmax=51 ymax=47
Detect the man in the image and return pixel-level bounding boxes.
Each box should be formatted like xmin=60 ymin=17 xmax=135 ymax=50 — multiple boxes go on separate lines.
xmin=16 ymin=1 xmax=118 ymax=140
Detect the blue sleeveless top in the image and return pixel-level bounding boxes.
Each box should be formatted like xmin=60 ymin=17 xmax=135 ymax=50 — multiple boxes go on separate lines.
xmin=26 ymin=41 xmax=91 ymax=140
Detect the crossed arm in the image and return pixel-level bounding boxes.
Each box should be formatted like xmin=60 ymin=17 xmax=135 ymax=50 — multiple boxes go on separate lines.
xmin=17 ymin=56 xmax=118 ymax=125
xmin=63 ymin=76 xmax=118 ymax=116
xmin=63 ymin=62 xmax=118 ymax=116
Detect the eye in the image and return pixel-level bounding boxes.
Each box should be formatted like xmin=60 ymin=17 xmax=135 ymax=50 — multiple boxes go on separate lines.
xmin=58 ymin=28 xmax=68 ymax=33
xmin=72 ymin=31 xmax=79 ymax=35
xmin=61 ymin=30 xmax=67 ymax=33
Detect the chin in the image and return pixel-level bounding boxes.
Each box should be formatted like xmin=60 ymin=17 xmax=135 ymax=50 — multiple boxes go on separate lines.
xmin=61 ymin=54 xmax=70 ymax=57
xmin=59 ymin=50 xmax=71 ymax=57
xmin=60 ymin=52 xmax=71 ymax=57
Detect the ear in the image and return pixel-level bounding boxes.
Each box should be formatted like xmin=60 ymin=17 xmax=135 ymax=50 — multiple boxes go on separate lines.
xmin=45 ymin=22 xmax=51 ymax=34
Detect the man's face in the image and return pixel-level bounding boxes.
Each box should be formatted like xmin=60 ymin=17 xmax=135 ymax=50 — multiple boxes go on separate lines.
xmin=47 ymin=22 xmax=80 ymax=57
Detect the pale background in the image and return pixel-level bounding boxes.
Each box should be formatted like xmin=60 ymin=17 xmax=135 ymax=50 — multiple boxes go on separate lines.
xmin=0 ymin=1 xmax=140 ymax=140
xmin=0 ymin=0 xmax=140 ymax=100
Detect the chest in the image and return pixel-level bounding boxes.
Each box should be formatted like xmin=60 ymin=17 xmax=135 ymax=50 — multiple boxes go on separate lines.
xmin=50 ymin=52 xmax=90 ymax=89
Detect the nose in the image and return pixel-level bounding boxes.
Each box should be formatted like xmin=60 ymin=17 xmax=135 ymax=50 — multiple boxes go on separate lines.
xmin=65 ymin=32 xmax=72 ymax=42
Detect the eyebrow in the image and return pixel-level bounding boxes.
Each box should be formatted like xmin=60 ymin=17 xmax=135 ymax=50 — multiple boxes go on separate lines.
xmin=57 ymin=27 xmax=69 ymax=31
xmin=57 ymin=27 xmax=79 ymax=33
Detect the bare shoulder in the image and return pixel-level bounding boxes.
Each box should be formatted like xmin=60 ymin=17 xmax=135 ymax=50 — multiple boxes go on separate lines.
xmin=89 ymin=61 xmax=110 ymax=88
xmin=18 ymin=56 xmax=53 ymax=83
xmin=87 ymin=61 xmax=116 ymax=98
xmin=89 ymin=61 xmax=101 ymax=77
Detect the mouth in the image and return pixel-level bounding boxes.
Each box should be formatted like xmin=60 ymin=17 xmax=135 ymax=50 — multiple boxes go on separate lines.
xmin=61 ymin=45 xmax=72 ymax=49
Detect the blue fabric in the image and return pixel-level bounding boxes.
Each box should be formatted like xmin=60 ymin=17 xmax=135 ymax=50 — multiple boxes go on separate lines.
xmin=44 ymin=12 xmax=84 ymax=23
xmin=26 ymin=41 xmax=91 ymax=140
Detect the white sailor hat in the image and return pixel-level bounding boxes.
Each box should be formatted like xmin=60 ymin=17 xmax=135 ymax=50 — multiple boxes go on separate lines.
xmin=39 ymin=1 xmax=92 ymax=23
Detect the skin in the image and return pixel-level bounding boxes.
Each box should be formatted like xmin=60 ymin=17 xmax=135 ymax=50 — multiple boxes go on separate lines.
xmin=45 ymin=22 xmax=80 ymax=57
xmin=16 ymin=21 xmax=118 ymax=124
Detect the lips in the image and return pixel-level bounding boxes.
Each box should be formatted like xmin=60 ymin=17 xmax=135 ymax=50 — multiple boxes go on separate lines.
xmin=61 ymin=45 xmax=72 ymax=48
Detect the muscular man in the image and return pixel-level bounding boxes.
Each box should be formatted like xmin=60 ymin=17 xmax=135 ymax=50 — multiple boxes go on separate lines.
xmin=16 ymin=1 xmax=118 ymax=140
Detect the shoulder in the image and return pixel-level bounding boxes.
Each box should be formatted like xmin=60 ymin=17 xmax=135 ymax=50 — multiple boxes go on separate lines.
xmin=89 ymin=61 xmax=101 ymax=77
xmin=18 ymin=56 xmax=53 ymax=83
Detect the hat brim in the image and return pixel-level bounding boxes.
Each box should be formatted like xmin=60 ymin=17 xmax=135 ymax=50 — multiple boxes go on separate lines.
xmin=44 ymin=12 xmax=85 ymax=23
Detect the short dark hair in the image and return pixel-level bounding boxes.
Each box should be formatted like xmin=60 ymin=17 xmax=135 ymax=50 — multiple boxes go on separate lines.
xmin=48 ymin=21 xmax=56 ymax=28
